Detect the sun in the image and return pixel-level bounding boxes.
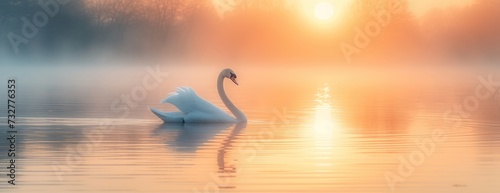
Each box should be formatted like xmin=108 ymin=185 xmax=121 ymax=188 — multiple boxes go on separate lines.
xmin=314 ymin=2 xmax=334 ymax=20
xmin=299 ymin=0 xmax=353 ymax=26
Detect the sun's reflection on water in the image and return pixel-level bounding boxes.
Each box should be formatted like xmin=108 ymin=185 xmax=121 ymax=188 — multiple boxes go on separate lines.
xmin=311 ymin=83 xmax=342 ymax=168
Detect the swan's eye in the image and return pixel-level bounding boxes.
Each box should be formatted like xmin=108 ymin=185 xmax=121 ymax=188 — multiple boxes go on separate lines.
xmin=230 ymin=72 xmax=237 ymax=79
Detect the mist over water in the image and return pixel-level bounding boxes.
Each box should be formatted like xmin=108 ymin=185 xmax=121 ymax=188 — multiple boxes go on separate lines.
xmin=2 ymin=61 xmax=499 ymax=118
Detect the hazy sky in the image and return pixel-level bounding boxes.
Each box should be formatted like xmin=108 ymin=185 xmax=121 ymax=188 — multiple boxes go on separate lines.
xmin=409 ymin=0 xmax=474 ymax=17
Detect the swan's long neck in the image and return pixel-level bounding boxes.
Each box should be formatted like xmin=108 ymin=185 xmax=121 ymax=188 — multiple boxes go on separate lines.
xmin=218 ymin=72 xmax=247 ymax=122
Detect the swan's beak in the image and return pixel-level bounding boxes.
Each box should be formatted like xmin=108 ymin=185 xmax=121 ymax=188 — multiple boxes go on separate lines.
xmin=230 ymin=77 xmax=239 ymax=85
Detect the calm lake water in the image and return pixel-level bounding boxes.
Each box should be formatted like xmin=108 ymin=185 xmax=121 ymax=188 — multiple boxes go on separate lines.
xmin=1 ymin=63 xmax=500 ymax=193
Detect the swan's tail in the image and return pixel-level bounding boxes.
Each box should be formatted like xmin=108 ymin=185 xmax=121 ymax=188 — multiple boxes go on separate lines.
xmin=148 ymin=107 xmax=185 ymax=123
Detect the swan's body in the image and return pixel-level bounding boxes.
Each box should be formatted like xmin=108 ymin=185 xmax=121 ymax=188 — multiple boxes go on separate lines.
xmin=149 ymin=68 xmax=246 ymax=123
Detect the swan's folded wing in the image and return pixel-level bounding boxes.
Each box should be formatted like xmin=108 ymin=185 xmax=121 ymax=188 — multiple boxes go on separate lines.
xmin=161 ymin=87 xmax=201 ymax=113
xmin=161 ymin=87 xmax=231 ymax=119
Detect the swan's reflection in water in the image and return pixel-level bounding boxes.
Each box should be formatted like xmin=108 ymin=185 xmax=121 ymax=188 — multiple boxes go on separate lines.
xmin=153 ymin=122 xmax=234 ymax=151
xmin=153 ymin=122 xmax=246 ymax=189
xmin=217 ymin=123 xmax=246 ymax=183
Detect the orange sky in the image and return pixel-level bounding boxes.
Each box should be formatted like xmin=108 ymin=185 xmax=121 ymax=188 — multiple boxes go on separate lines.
xmin=409 ymin=0 xmax=474 ymax=17
xmin=298 ymin=0 xmax=475 ymax=22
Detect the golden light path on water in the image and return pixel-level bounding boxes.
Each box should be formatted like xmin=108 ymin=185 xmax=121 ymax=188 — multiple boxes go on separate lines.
xmin=311 ymin=84 xmax=341 ymax=169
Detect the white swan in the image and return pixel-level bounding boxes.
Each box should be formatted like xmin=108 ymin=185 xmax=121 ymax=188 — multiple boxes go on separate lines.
xmin=149 ymin=68 xmax=247 ymax=123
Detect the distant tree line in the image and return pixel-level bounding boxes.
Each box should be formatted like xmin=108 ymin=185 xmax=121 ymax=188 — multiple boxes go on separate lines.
xmin=0 ymin=0 xmax=498 ymax=64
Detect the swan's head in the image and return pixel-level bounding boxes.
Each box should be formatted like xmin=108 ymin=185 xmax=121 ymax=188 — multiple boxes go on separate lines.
xmin=223 ymin=68 xmax=239 ymax=85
